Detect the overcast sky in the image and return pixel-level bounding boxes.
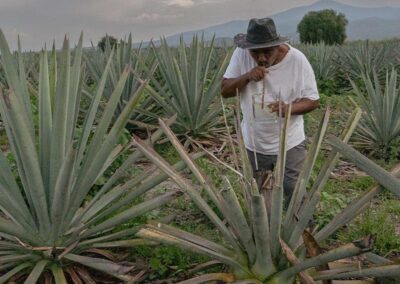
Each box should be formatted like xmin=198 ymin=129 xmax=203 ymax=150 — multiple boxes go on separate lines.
xmin=2 ymin=0 xmax=400 ymax=50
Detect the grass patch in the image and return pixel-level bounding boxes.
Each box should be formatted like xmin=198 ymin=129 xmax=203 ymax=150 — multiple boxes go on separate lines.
xmin=337 ymin=198 xmax=400 ymax=257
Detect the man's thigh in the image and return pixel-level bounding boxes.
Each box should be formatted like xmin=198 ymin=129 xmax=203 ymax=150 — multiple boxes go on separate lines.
xmin=246 ymin=149 xmax=276 ymax=173
xmin=285 ymin=140 xmax=307 ymax=181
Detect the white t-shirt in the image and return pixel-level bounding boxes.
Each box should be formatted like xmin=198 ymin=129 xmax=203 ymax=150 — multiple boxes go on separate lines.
xmin=223 ymin=45 xmax=319 ymax=155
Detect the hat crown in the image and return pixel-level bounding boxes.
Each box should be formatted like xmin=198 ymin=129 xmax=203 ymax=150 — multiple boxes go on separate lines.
xmin=246 ymin=18 xmax=279 ymax=44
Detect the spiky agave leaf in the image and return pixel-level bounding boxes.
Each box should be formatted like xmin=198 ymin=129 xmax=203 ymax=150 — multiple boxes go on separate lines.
xmin=0 ymin=31 xmax=192 ymax=282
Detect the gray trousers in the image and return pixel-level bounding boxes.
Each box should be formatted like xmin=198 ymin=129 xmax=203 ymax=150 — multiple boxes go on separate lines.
xmin=246 ymin=140 xmax=307 ymax=203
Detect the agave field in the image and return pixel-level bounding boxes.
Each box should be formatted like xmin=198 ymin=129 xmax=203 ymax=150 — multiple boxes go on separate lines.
xmin=0 ymin=31 xmax=399 ymax=283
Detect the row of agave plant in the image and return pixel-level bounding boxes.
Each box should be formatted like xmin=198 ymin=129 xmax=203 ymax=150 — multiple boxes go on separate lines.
xmin=2 ymin=35 xmax=400 ymax=156
xmin=0 ymin=29 xmax=398 ymax=283
xmin=298 ymin=40 xmax=400 ymax=159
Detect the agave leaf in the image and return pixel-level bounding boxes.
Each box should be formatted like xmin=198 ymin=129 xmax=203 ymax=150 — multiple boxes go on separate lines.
xmin=65 ymin=267 xmax=83 ymax=284
xmin=24 ymin=260 xmax=49 ymax=284
xmin=177 ymin=273 xmax=235 ymax=284
xmin=51 ymin=264 xmax=67 ymax=284
xmin=76 ymin=48 xmax=114 ymax=166
xmin=65 ymin=33 xmax=83 ymax=148
xmin=315 ymin=164 xmax=400 ymax=242
xmin=309 ymin=106 xmax=362 ymax=198
xmin=49 ymin=36 xmax=71 ymax=198
xmin=49 ymin=42 xmax=57 ymax=109
xmin=275 ymin=236 xmax=373 ymax=280
xmin=270 ymin=104 xmax=291 ymax=259
xmin=64 ymin=254 xmax=133 ymax=281
xmin=158 ymin=118 xmax=221 ymax=210
xmin=327 ymin=135 xmax=400 ymax=196
xmin=71 ymin=115 xmax=177 ymax=227
xmin=77 ymin=227 xmax=142 ymax=248
xmin=284 ymin=108 xmax=330 ymax=237
xmin=0 ymin=262 xmax=30 ymax=284
xmin=314 ymin=264 xmax=400 ymax=280
xmin=74 ymin=66 xmax=130 ymax=192
xmin=136 ymin=226 xmax=250 ymax=275
xmin=133 ymin=134 xmax=244 ymax=255
xmin=250 ymin=195 xmax=275 ymax=279
xmin=16 ymin=36 xmax=33 ymax=126
xmin=74 ymin=266 xmax=96 ymax=284
xmin=0 ymin=153 xmax=35 ymax=232
xmin=92 ymin=239 xmax=156 ymax=248
xmin=50 ymin=147 xmax=77 ymax=244
xmin=0 ymin=87 xmax=50 ymax=235
xmin=0 ymin=30 xmax=34 ymax=135
xmin=80 ymin=191 xmax=179 ymax=237
xmin=79 ymin=152 xmax=204 ymax=230
xmin=38 ymin=49 xmax=52 ymax=194
xmin=0 ymin=263 xmax=18 ymax=273
xmin=147 ymin=222 xmax=234 ymax=257
xmin=288 ymin=192 xmax=321 ymax=250
xmin=69 ymin=68 xmax=146 ymax=220
xmin=78 ymin=185 xmax=125 ymax=224
xmin=219 ymin=178 xmax=256 ymax=265
xmin=364 ymin=252 xmax=393 ymax=264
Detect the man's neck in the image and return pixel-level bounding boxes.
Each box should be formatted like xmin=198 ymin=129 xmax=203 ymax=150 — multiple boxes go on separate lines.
xmin=272 ymin=44 xmax=289 ymax=66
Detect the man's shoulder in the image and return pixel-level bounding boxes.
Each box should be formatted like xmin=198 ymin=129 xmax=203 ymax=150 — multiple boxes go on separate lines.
xmin=287 ymin=45 xmax=309 ymax=62
xmin=232 ymin=47 xmax=249 ymax=58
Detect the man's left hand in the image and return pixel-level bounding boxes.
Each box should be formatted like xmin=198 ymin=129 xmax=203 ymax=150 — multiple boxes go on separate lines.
xmin=268 ymin=101 xmax=288 ymax=117
xmin=268 ymin=98 xmax=320 ymax=117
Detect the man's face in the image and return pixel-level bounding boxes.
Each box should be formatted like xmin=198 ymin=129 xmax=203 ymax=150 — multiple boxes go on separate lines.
xmin=249 ymin=46 xmax=278 ymax=67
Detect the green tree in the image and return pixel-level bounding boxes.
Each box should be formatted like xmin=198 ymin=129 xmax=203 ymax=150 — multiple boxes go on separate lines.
xmin=297 ymin=9 xmax=348 ymax=45
xmin=97 ymin=34 xmax=118 ymax=51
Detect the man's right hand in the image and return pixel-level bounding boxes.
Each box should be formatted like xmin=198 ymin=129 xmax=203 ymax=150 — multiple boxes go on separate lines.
xmin=221 ymin=67 xmax=268 ymax=98
xmin=248 ymin=66 xmax=268 ymax=82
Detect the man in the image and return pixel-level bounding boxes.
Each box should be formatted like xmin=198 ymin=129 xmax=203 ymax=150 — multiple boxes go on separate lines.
xmin=221 ymin=17 xmax=319 ymax=203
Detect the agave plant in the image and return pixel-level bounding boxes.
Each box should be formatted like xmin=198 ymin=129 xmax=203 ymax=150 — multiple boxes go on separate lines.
xmin=0 ymin=31 xmax=195 ymax=283
xmin=145 ymin=35 xmax=232 ymax=143
xmin=338 ymin=40 xmax=395 ymax=82
xmin=133 ymin=103 xmax=400 ymax=283
xmin=350 ymin=68 xmax=400 ymax=158
xmin=297 ymin=42 xmax=338 ymax=82
xmin=84 ymin=34 xmax=160 ymax=130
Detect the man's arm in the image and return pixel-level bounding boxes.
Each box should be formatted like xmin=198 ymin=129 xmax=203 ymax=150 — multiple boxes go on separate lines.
xmin=268 ymin=98 xmax=319 ymax=116
xmin=221 ymin=66 xmax=267 ymax=98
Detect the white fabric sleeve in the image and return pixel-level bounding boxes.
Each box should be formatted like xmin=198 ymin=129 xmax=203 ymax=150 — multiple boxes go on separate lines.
xmin=223 ymin=48 xmax=242 ymax=79
xmin=300 ymin=55 xmax=320 ymax=101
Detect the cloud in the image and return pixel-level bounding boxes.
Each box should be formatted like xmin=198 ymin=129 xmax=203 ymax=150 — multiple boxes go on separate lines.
xmin=162 ymin=0 xmax=227 ymax=7
xmin=134 ymin=13 xmax=184 ymax=23
xmin=163 ymin=0 xmax=195 ymax=7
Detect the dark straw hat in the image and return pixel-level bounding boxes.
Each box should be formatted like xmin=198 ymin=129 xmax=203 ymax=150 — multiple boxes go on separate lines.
xmin=234 ymin=18 xmax=288 ymax=49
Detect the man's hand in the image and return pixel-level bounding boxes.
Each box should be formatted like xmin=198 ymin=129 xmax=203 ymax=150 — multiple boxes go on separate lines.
xmin=248 ymin=66 xmax=268 ymax=82
xmin=268 ymin=98 xmax=320 ymax=117
xmin=221 ymin=66 xmax=268 ymax=98
xmin=268 ymin=101 xmax=288 ymax=117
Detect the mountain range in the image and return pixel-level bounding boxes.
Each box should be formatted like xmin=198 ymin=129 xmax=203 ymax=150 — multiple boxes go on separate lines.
xmin=142 ymin=0 xmax=400 ymax=47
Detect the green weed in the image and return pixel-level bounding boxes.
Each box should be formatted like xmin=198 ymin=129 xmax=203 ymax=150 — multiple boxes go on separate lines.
xmin=337 ymin=199 xmax=400 ymax=256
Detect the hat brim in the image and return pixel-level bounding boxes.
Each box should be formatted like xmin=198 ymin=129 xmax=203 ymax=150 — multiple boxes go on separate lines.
xmin=234 ymin=33 xmax=289 ymax=49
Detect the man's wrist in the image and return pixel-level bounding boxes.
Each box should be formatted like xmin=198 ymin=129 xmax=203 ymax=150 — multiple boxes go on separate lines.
xmin=245 ymin=73 xmax=251 ymax=83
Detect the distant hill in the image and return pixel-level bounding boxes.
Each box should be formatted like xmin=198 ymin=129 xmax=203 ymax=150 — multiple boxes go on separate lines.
xmin=137 ymin=0 xmax=400 ymax=47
